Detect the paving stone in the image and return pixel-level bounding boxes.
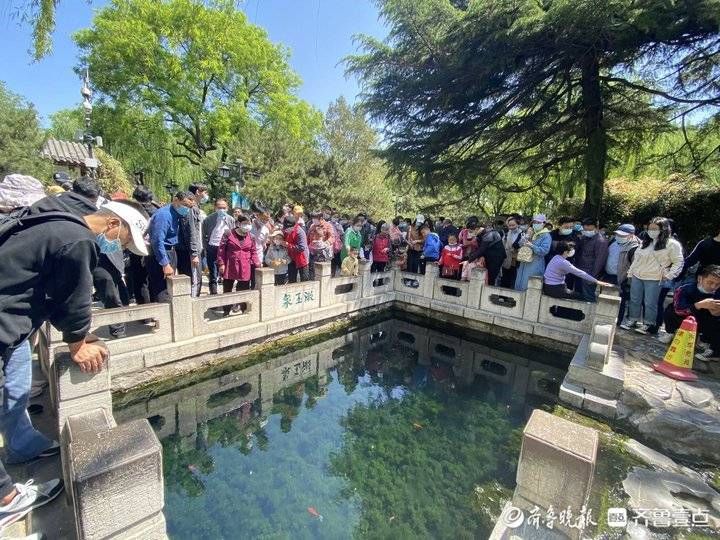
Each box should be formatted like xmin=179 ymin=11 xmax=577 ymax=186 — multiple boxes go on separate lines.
xmin=622 ymin=467 xmax=720 ymax=528
xmin=676 ymin=381 xmax=714 ymax=408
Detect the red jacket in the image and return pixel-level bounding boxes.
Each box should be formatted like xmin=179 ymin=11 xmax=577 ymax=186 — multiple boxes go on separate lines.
xmin=372 ymin=234 xmax=391 ymax=262
xmin=284 ymin=224 xmax=309 ymax=268
xmin=217 ymin=230 xmax=260 ymax=281
xmin=439 ymin=244 xmax=463 ymax=270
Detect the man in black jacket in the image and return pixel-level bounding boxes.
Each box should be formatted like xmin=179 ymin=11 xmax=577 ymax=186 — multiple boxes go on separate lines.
xmin=0 ymin=200 xmax=148 ymax=525
xmin=33 ymin=178 xmax=130 ymax=337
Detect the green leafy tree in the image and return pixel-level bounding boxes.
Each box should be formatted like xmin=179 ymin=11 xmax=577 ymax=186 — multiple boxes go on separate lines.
xmin=348 ymin=0 xmax=720 ymax=219
xmin=0 ymin=82 xmax=51 ymax=180
xmin=74 ymin=0 xmax=317 ymax=193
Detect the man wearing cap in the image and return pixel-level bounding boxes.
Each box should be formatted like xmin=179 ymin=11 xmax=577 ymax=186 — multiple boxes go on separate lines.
xmin=32 ymin=179 xmax=133 ymax=338
xmin=0 ymin=199 xmax=148 ymax=525
xmin=605 ymin=224 xmax=636 ymax=284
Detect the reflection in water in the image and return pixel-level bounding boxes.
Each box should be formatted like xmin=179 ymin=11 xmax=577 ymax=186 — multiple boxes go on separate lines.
xmin=115 ymin=318 xmax=569 ymax=539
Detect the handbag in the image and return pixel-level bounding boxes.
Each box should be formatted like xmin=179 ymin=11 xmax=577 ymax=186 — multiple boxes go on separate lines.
xmin=517 ymin=245 xmax=534 ymax=263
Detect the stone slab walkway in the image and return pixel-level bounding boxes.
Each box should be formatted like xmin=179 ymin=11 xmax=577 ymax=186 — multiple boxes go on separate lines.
xmin=1 ymin=361 xmax=75 ymax=540
xmin=615 ymin=329 xmax=720 ymax=464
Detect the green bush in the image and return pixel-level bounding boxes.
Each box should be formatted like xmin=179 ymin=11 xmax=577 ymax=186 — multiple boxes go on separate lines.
xmin=555 ymin=175 xmax=720 ymax=246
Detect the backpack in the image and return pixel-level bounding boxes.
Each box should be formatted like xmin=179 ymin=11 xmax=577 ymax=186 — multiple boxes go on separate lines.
xmin=0 ymin=207 xmax=88 ymax=245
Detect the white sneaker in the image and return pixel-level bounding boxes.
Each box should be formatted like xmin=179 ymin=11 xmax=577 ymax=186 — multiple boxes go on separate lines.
xmin=658 ymin=333 xmax=674 ymax=344
xmin=695 ymin=349 xmax=719 ymax=362
xmin=634 ymin=324 xmax=650 ymax=335
xmin=0 ymin=479 xmax=64 ymax=530
xmin=620 ymin=320 xmax=637 ymax=331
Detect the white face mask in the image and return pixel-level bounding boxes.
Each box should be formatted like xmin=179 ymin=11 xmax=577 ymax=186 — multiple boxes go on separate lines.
xmin=582 ymin=230 xmax=597 ymax=237
xmin=566 ymin=249 xmax=576 ymax=258
xmin=616 ymin=236 xmax=629 ymax=244
xmin=647 ymin=230 xmax=660 ymax=240
xmin=239 ymin=224 xmax=252 ymax=233
xmin=559 ymin=228 xmax=573 ymax=236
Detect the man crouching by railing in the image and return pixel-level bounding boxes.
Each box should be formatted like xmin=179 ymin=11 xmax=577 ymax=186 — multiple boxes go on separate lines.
xmin=0 ymin=193 xmax=148 ymax=529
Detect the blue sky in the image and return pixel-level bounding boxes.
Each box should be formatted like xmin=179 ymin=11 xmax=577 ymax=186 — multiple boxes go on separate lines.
xmin=0 ymin=0 xmax=387 ymax=125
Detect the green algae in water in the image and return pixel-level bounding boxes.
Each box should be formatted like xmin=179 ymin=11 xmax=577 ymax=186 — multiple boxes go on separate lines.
xmin=117 ymin=319 xmax=567 ymax=539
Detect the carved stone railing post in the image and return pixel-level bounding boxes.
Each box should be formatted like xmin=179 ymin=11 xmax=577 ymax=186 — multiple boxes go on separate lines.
xmin=54 ymin=350 xmax=167 ymax=539
xmin=423 ymin=262 xmax=439 ymax=299
xmin=522 ymin=276 xmax=543 ymax=322
xmin=317 ymin=261 xmax=334 ymax=307
xmin=255 ymin=266 xmax=277 ymax=321
xmin=357 ymin=259 xmax=372 ymax=297
xmin=466 ymin=267 xmax=486 ymax=309
xmin=168 ymin=275 xmax=193 ymax=340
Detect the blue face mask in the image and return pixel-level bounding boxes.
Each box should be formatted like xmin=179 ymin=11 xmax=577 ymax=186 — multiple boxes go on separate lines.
xmin=532 ymin=223 xmax=544 ymax=232
xmin=217 ymin=209 xmax=227 ymax=216
xmin=200 ymin=194 xmax=209 ymax=204
xmin=175 ymin=205 xmax=190 ymax=217
xmin=573 ymin=224 xmax=583 ymax=232
xmin=96 ymin=227 xmax=122 ymax=255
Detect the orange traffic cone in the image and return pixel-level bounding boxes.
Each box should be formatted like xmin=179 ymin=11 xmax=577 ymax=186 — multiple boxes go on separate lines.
xmin=653 ymin=316 xmax=698 ymax=381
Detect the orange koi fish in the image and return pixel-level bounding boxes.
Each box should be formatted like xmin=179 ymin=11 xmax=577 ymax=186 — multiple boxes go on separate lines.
xmin=307 ymin=507 xmax=324 ymax=522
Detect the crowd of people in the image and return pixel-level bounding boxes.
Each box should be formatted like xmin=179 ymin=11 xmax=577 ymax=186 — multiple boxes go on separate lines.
xmin=0 ymin=170 xmax=719 ymax=528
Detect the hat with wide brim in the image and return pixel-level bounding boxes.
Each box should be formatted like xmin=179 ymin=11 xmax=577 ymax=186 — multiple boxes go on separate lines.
xmin=101 ymin=201 xmax=149 ymax=256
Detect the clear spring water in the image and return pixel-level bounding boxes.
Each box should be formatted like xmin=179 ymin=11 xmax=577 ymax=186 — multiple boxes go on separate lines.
xmin=115 ymin=317 xmax=570 ymax=539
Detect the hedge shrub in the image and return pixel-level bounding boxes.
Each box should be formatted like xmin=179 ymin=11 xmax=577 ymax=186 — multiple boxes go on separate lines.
xmin=555 ymin=175 xmax=720 ymax=246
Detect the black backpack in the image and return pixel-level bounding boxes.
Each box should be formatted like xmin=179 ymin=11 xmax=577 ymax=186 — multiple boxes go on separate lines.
xmin=0 ymin=207 xmax=88 ymax=245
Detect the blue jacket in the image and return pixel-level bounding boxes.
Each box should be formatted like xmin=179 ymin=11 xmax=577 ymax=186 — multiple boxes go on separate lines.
xmin=149 ymin=205 xmax=184 ymax=267
xmin=423 ymin=233 xmax=442 ymax=260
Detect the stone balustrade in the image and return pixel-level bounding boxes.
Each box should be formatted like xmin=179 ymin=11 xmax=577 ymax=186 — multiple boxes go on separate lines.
xmin=39 ymin=260 xmax=621 ymax=539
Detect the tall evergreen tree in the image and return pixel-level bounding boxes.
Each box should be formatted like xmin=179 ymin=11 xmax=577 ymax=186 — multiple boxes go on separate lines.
xmin=348 ymin=0 xmax=720 ymax=218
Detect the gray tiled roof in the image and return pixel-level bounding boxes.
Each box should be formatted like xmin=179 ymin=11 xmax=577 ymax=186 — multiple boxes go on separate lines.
xmin=41 ymin=138 xmax=93 ymax=167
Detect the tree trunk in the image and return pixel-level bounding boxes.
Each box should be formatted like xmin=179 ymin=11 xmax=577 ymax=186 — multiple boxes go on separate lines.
xmin=580 ymin=53 xmax=606 ymax=221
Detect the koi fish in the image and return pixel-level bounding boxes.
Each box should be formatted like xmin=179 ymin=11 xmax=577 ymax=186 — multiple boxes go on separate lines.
xmin=307 ymin=507 xmax=324 ymax=522
xmin=412 ymin=422 xmax=424 ymax=430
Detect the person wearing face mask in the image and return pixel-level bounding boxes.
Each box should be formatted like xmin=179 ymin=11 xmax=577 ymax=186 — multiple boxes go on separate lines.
xmin=283 ymin=215 xmax=311 ymax=282
xmin=621 ymin=217 xmax=684 ymax=335
xmin=341 ymin=217 xmax=365 ymax=263
xmin=371 ymin=222 xmax=392 ymax=272
xmin=543 ymin=241 xmax=612 ymax=299
xmin=201 ymin=198 xmax=235 ymax=294
xmin=548 ymin=217 xmax=579 ymax=264
xmin=462 ymin=222 xmax=506 ymax=285
xmin=406 ymin=215 xmax=425 ymax=274
xmin=573 ymin=218 xmax=609 ymax=302
xmin=33 ymin=177 xmax=132 ymax=338
xmin=307 ymin=211 xmax=336 ymax=278
xmin=514 ymin=214 xmax=552 ymax=291
xmin=662 ymin=265 xmax=720 ymax=362
xmin=217 ymin=216 xmax=260 ymax=316
xmin=184 ymin=183 xmax=208 ymax=297
xmin=249 ymin=201 xmax=272 ymax=287
xmin=459 ymin=216 xmax=480 ymax=258
xmin=265 ymin=230 xmax=290 ymax=285
xmin=440 ymin=234 xmax=464 ymax=280
xmin=0 ymin=200 xmax=148 ymax=521
xmin=613 ymin=224 xmax=641 ymax=324
xmin=500 ymin=217 xmax=524 ymax=288
xmin=148 ymin=191 xmax=196 ymax=302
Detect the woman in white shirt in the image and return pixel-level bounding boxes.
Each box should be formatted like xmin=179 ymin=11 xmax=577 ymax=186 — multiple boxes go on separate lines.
xmin=621 ymin=217 xmax=683 ymax=335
